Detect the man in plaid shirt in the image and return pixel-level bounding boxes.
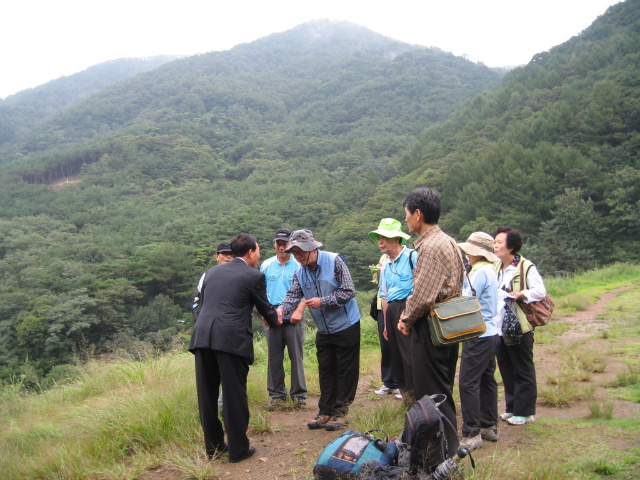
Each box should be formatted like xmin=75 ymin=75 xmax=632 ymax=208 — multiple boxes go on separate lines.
xmin=398 ymin=187 xmax=464 ymax=455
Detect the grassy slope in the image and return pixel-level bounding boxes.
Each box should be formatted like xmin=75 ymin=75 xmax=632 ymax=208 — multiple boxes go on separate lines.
xmin=1 ymin=265 xmax=639 ymax=479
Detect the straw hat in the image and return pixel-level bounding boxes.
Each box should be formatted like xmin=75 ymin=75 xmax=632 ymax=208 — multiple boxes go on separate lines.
xmin=458 ymin=232 xmax=499 ymax=262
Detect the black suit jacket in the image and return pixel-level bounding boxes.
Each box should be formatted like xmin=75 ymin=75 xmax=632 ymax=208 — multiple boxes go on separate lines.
xmin=188 ymin=257 xmax=278 ymax=364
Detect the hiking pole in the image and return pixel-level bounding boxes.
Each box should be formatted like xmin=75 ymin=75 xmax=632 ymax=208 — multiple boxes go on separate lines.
xmin=430 ymin=447 xmax=470 ymax=480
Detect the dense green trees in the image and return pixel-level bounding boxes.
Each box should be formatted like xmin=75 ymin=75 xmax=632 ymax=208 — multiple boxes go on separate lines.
xmin=0 ymin=5 xmax=638 ymax=382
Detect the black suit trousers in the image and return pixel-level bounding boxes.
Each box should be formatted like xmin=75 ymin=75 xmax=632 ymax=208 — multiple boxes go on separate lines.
xmin=194 ymin=348 xmax=250 ymax=459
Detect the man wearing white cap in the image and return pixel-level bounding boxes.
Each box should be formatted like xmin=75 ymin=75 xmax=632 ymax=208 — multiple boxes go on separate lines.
xmin=277 ymin=229 xmax=361 ymax=432
xmin=457 ymin=232 xmax=500 ymax=451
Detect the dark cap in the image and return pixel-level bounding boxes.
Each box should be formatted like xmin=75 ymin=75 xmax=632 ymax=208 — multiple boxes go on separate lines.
xmin=216 ymin=241 xmax=232 ymax=254
xmin=273 ymin=228 xmax=292 ymax=242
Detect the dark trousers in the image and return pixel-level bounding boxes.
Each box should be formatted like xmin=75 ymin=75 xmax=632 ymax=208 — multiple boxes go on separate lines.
xmin=316 ymin=322 xmax=360 ymax=417
xmin=194 ymin=349 xmax=250 ymax=459
xmin=496 ymin=331 xmax=537 ymax=417
xmin=385 ymin=300 xmax=413 ymax=395
xmin=410 ymin=318 xmax=459 ymax=456
xmin=459 ymin=334 xmax=501 ymax=437
xmin=376 ymin=310 xmax=398 ymax=389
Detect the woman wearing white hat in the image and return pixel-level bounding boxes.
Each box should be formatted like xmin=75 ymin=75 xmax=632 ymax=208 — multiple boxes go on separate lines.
xmin=457 ymin=232 xmax=500 ymax=451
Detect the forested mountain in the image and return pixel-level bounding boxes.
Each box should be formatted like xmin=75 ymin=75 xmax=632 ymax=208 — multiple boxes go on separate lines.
xmin=385 ymin=0 xmax=640 ymax=274
xmin=0 ymin=20 xmax=504 ymax=380
xmin=0 ymin=56 xmax=179 ymax=150
xmin=1 ymin=0 xmax=638 ymax=383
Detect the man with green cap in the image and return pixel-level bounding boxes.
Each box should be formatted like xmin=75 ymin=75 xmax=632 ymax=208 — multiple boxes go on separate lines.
xmin=369 ymin=218 xmax=417 ymax=401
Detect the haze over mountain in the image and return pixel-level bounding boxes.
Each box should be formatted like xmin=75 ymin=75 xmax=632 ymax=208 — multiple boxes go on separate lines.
xmin=0 ymin=1 xmax=638 ymax=380
xmin=0 ymin=56 xmax=179 ymax=149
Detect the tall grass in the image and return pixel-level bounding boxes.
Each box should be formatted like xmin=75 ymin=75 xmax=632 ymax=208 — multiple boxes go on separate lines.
xmin=2 ymin=266 xmax=640 ymax=479
xmin=545 ymin=263 xmax=640 ymax=298
xmin=0 ymin=353 xmax=201 ymax=480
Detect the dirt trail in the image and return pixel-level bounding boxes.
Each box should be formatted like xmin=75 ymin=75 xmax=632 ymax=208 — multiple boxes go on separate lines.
xmin=139 ymin=286 xmax=639 ymax=480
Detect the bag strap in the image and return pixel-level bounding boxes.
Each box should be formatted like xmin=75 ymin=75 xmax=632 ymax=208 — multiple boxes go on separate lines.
xmin=441 ymin=415 xmax=461 ymax=465
xmin=447 ymin=237 xmax=475 ymax=297
xmin=406 ymin=249 xmax=417 ymax=271
xmin=518 ymin=259 xmax=534 ymax=292
xmin=365 ymin=430 xmax=394 ymax=465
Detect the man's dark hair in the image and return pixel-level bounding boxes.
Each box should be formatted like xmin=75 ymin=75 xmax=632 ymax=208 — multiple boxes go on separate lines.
xmin=493 ymin=226 xmax=523 ymax=255
xmin=231 ymin=233 xmax=258 ymax=257
xmin=403 ymin=187 xmax=441 ymax=224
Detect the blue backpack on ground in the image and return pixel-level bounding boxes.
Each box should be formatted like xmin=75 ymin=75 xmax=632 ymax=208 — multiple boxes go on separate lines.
xmin=313 ymin=430 xmax=398 ymax=479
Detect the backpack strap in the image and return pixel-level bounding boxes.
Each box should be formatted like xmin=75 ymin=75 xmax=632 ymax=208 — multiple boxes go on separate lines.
xmin=430 ymin=394 xmax=460 ymax=462
xmin=404 ymin=248 xmax=417 ymax=271
xmin=441 ymin=414 xmax=460 ymax=462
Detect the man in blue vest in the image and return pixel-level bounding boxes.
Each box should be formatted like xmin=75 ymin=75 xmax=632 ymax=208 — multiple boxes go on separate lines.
xmin=278 ymin=229 xmax=361 ymax=431
xmin=260 ymin=228 xmax=307 ymax=411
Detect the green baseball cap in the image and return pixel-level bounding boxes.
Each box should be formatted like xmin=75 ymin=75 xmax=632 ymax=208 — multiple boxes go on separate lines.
xmin=369 ymin=218 xmax=411 ymax=245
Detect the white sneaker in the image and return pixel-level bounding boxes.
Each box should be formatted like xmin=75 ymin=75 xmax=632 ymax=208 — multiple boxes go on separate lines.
xmin=395 ymin=393 xmax=403 ymax=400
xmin=499 ymin=412 xmax=513 ymax=421
xmin=374 ymin=386 xmax=400 ymax=395
xmin=507 ymin=415 xmax=534 ymax=425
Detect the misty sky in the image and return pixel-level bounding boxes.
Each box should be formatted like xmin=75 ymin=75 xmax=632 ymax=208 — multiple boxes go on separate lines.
xmin=0 ymin=0 xmax=621 ymax=99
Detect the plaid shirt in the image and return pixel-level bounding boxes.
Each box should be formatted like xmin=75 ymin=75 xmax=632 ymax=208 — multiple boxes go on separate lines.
xmin=399 ymin=225 xmax=464 ymax=330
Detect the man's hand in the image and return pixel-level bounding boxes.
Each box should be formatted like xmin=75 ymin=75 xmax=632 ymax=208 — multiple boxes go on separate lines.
xmin=276 ymin=308 xmax=284 ymax=326
xmin=290 ymin=301 xmax=306 ymax=324
xmin=305 ymin=297 xmax=322 ymax=309
xmin=398 ymin=319 xmax=411 ymax=336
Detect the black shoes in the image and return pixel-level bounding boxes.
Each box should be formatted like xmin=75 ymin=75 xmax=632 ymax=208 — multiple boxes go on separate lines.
xmin=206 ymin=442 xmax=228 ymax=460
xmin=229 ymin=446 xmax=256 ymax=463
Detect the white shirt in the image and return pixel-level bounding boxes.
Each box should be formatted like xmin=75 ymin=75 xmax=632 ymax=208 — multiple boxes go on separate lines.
xmin=495 ymin=262 xmax=546 ymax=335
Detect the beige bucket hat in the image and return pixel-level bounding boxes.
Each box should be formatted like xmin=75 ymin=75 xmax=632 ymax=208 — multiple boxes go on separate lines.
xmin=458 ymin=231 xmax=499 ymax=262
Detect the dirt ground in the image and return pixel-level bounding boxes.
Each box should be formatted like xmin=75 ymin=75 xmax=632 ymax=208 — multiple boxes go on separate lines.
xmin=137 ymin=287 xmax=640 ymax=480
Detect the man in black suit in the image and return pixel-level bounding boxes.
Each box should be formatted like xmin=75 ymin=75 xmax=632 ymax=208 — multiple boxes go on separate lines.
xmin=189 ymin=233 xmax=281 ymax=463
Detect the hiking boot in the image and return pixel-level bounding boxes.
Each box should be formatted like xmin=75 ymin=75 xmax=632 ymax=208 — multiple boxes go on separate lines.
xmin=507 ymin=415 xmax=534 ymax=425
xmin=266 ymin=398 xmax=285 ymax=411
xmin=460 ymin=434 xmax=483 ymax=451
xmin=307 ymin=414 xmax=332 ymax=429
xmin=293 ymin=397 xmax=307 ymax=407
xmin=325 ymin=415 xmax=349 ymax=431
xmin=374 ymin=385 xmax=400 ymax=395
xmin=499 ymin=412 xmax=513 ymax=421
xmin=480 ymin=427 xmax=499 ymax=442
